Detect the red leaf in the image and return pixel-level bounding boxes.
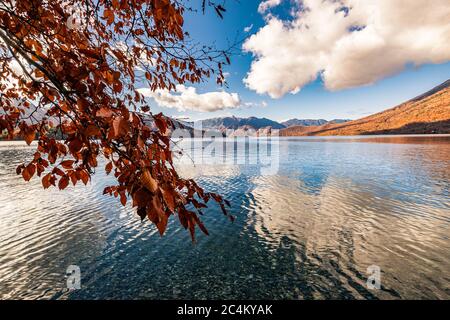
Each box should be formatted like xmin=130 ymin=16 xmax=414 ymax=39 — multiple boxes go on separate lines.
xmin=22 ymin=165 xmax=34 ymax=181
xmin=42 ymin=173 xmax=52 ymax=189
xmin=187 ymin=215 xmax=196 ymax=242
xmin=96 ymin=107 xmax=113 ymax=118
xmin=68 ymin=139 xmax=83 ymax=153
xmin=132 ymin=188 xmax=151 ymax=207
xmin=113 ymin=116 xmax=130 ymax=138
xmin=105 ymin=162 xmax=113 ymax=175
xmin=60 ymin=160 xmax=74 ymax=169
xmin=140 ymin=169 xmax=158 ymax=192
xmin=103 ymin=9 xmax=115 ymax=25
xmin=52 ymin=167 xmax=65 ymax=176
xmin=24 ymin=130 xmax=35 ymax=145
xmin=70 ymin=173 xmax=78 ymax=186
xmin=80 ymin=170 xmax=89 ymax=185
xmin=58 ymin=176 xmax=69 ymax=190
xmin=153 ymin=114 xmax=168 ymax=134
xmin=16 ymin=164 xmax=24 ymax=175
xmin=161 ymin=186 xmax=175 ymax=212
xmin=119 ymin=191 xmax=127 ymax=206
xmin=113 ymin=80 xmax=123 ymax=93
xmin=84 ymin=124 xmax=101 ymax=137
xmin=36 ymin=164 xmax=45 ymax=176
xmin=197 ymin=219 xmax=209 ymax=236
xmin=156 ymin=213 xmax=168 ymax=236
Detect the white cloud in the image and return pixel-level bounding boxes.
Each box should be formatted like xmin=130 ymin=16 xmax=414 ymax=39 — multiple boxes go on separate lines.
xmin=258 ymin=0 xmax=282 ymax=14
xmin=243 ymin=100 xmax=268 ymax=108
xmin=244 ymin=0 xmax=450 ymax=98
xmin=137 ymin=85 xmax=241 ymax=112
xmin=244 ymin=24 xmax=254 ymax=33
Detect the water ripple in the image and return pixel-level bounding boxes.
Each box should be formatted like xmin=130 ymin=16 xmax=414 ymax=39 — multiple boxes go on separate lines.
xmin=0 ymin=137 xmax=449 ymax=299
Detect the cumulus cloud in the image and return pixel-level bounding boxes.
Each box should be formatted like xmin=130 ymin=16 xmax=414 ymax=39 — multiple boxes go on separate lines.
xmin=258 ymin=0 xmax=282 ymax=14
xmin=137 ymin=85 xmax=241 ymax=112
xmin=244 ymin=0 xmax=450 ymax=98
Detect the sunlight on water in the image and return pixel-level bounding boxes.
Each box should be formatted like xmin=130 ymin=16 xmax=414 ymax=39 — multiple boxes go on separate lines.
xmin=0 ymin=136 xmax=449 ymax=299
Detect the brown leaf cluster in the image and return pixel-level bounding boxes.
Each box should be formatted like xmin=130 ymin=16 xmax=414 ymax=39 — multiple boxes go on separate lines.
xmin=0 ymin=0 xmax=232 ymax=241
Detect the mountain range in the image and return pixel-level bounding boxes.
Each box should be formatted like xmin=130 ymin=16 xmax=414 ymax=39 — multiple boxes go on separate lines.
xmin=178 ymin=79 xmax=449 ymax=136
xmin=281 ymin=118 xmax=350 ymax=127
xmin=195 ymin=116 xmax=285 ymax=131
xmin=189 ymin=117 xmax=350 ymax=134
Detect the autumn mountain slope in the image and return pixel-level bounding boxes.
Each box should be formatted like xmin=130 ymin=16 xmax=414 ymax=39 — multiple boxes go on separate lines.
xmin=280 ymin=80 xmax=450 ymax=136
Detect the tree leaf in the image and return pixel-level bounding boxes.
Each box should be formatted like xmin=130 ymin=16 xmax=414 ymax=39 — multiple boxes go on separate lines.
xmin=58 ymin=176 xmax=69 ymax=190
xmin=103 ymin=9 xmax=115 ymax=25
xmin=60 ymin=160 xmax=74 ymax=169
xmin=96 ymin=108 xmax=113 ymax=118
xmin=22 ymin=165 xmax=34 ymax=181
xmin=42 ymin=173 xmax=52 ymax=189
xmin=105 ymin=162 xmax=113 ymax=175
xmin=24 ymin=130 xmax=35 ymax=145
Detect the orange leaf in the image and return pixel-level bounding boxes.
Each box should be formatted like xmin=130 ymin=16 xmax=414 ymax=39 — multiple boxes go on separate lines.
xmin=197 ymin=219 xmax=209 ymax=236
xmin=52 ymin=167 xmax=65 ymax=176
xmin=105 ymin=162 xmax=113 ymax=174
xmin=84 ymin=124 xmax=101 ymax=137
xmin=113 ymin=80 xmax=123 ymax=93
xmin=22 ymin=165 xmax=34 ymax=181
xmin=96 ymin=107 xmax=113 ymax=118
xmin=103 ymin=9 xmax=115 ymax=25
xmin=60 ymin=160 xmax=74 ymax=169
xmin=161 ymin=186 xmax=175 ymax=212
xmin=42 ymin=173 xmax=52 ymax=189
xmin=113 ymin=116 xmax=130 ymax=138
xmin=68 ymin=139 xmax=83 ymax=153
xmin=132 ymin=188 xmax=151 ymax=207
xmin=58 ymin=176 xmax=69 ymax=190
xmin=24 ymin=130 xmax=35 ymax=145
xmin=119 ymin=191 xmax=127 ymax=206
xmin=140 ymin=169 xmax=158 ymax=192
xmin=70 ymin=173 xmax=78 ymax=186
xmin=80 ymin=170 xmax=89 ymax=185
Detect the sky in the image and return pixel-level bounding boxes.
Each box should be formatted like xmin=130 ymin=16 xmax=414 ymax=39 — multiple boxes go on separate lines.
xmin=138 ymin=0 xmax=450 ymax=122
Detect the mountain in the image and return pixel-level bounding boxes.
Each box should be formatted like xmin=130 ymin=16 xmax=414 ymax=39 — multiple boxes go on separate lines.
xmin=195 ymin=116 xmax=351 ymax=134
xmin=282 ymin=119 xmax=327 ymax=127
xmin=281 ymin=119 xmax=350 ymax=127
xmin=280 ymin=80 xmax=450 ymax=136
xmin=196 ymin=116 xmax=285 ymax=130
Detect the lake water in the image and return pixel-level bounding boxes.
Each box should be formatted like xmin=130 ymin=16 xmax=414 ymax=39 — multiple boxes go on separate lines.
xmin=0 ymin=136 xmax=449 ymax=300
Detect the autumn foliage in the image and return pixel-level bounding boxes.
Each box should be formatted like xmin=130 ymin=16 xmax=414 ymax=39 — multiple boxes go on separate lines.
xmin=0 ymin=0 xmax=233 ymax=240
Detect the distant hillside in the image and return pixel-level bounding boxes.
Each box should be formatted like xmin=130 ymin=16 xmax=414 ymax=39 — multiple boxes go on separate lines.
xmin=280 ymin=80 xmax=450 ymax=136
xmin=194 ymin=116 xmax=352 ymax=134
xmin=196 ymin=116 xmax=285 ymax=130
xmin=282 ymin=119 xmax=350 ymax=127
xmin=282 ymin=119 xmax=327 ymax=127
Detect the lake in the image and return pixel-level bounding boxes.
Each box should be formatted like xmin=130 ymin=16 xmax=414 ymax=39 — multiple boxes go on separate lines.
xmin=0 ymin=135 xmax=449 ymax=299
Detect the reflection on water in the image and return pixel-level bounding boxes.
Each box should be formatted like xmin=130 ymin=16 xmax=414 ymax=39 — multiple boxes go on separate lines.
xmin=0 ymin=136 xmax=449 ymax=299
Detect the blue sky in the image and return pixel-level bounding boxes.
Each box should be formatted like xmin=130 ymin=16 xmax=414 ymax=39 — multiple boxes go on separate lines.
xmin=141 ymin=0 xmax=450 ymax=122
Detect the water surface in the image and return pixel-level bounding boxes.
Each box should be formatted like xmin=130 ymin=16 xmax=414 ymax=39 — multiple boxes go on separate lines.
xmin=0 ymin=136 xmax=449 ymax=299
